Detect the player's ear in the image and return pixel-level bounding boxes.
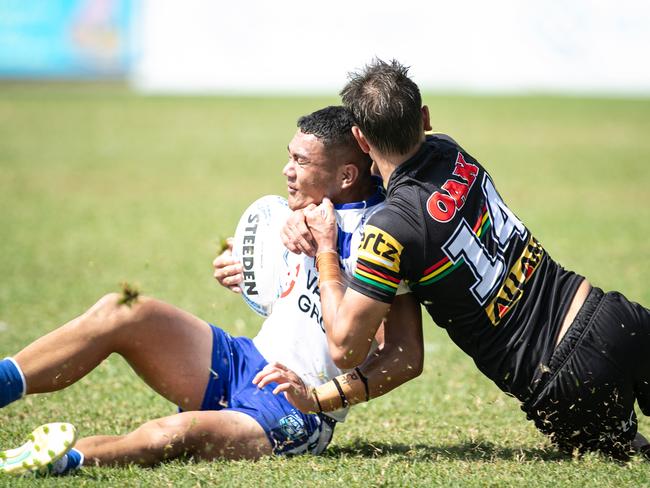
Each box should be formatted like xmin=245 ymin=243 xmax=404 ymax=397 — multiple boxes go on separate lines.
xmin=352 ymin=126 xmax=371 ymax=154
xmin=422 ymin=105 xmax=432 ymax=132
xmin=340 ymin=163 xmax=359 ymax=190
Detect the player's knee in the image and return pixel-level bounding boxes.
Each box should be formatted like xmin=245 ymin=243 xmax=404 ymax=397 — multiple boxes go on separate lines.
xmin=150 ymin=415 xmax=224 ymax=459
xmin=138 ymin=417 xmax=190 ymax=453
xmin=158 ymin=414 xmax=230 ymax=459
xmin=128 ymin=297 xmax=164 ymax=324
xmin=94 ymin=293 xmax=163 ymax=329
xmin=85 ymin=293 xmax=128 ymax=330
xmin=92 ymin=293 xmax=122 ymax=313
xmin=86 ymin=293 xmax=150 ymax=337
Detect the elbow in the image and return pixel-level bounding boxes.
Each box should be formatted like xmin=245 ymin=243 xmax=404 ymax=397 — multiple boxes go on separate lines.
xmin=407 ymin=350 xmax=424 ymax=379
xmin=331 ymin=347 xmax=365 ymax=370
xmin=329 ymin=333 xmax=369 ymax=369
xmin=410 ymin=358 xmax=424 ymax=379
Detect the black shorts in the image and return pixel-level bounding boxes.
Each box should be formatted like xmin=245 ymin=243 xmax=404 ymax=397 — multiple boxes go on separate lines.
xmin=522 ymin=287 xmax=650 ymax=459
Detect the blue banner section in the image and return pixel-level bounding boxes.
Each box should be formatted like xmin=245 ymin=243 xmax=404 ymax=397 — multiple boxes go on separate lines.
xmin=0 ymin=0 xmax=135 ymax=78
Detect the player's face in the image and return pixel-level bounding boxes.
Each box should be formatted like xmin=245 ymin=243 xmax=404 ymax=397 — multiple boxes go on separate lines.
xmin=283 ymin=130 xmax=341 ymax=210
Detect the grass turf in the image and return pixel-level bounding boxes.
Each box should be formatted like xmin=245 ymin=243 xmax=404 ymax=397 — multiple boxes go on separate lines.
xmin=0 ymin=84 xmax=649 ymax=486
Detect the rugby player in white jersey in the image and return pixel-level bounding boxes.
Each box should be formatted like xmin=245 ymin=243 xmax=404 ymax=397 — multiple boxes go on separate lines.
xmin=0 ymin=106 xmax=423 ymax=475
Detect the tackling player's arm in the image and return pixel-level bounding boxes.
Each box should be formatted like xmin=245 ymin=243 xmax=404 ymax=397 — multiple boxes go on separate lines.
xmin=353 ymin=292 xmax=423 ymax=399
xmin=253 ymin=291 xmax=423 ymax=412
xmin=305 ymin=198 xmax=399 ymax=368
xmin=319 ymin=283 xmax=389 ymax=367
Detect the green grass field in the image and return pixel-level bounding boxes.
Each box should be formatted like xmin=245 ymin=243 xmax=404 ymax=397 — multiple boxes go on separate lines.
xmin=1 ymin=84 xmax=649 ymax=487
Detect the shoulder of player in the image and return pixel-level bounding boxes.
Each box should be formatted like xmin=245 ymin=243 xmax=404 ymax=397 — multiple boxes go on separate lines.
xmin=363 ymin=202 xmax=421 ymax=247
xmin=427 ymin=132 xmax=460 ymax=147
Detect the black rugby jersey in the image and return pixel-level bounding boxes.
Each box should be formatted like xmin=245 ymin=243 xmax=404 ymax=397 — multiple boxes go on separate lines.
xmin=350 ymin=135 xmax=584 ymax=401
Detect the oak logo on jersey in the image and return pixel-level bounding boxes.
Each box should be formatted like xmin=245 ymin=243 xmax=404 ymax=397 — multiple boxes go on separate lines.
xmin=427 ymin=152 xmax=479 ymax=223
xmin=485 ymin=235 xmax=544 ymax=325
xmin=358 ymin=225 xmax=403 ymax=273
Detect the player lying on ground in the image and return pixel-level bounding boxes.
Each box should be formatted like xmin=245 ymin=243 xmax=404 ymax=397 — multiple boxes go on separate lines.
xmin=0 ymin=106 xmax=423 ymax=476
xmin=256 ymin=60 xmax=650 ymax=460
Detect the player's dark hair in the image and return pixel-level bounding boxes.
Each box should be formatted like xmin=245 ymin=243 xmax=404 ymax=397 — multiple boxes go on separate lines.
xmin=298 ymin=106 xmax=357 ymax=152
xmin=298 ymin=105 xmax=371 ymax=169
xmin=340 ymin=58 xmax=422 ymax=155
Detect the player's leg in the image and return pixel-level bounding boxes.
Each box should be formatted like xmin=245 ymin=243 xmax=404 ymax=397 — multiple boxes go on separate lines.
xmin=630 ymin=298 xmax=650 ymax=413
xmin=526 ymin=289 xmax=648 ymax=459
xmin=6 ymin=293 xmax=213 ymax=410
xmin=627 ymin=297 xmax=650 ymax=457
xmin=75 ymin=410 xmax=272 ymax=466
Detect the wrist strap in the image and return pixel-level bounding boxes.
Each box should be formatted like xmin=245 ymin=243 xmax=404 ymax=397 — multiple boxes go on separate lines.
xmin=331 ymin=377 xmax=349 ymax=408
xmin=354 ymin=367 xmax=370 ymax=402
xmin=316 ymin=251 xmax=342 ymax=286
xmin=313 ymin=372 xmax=369 ymax=411
xmin=312 ymin=388 xmax=323 ymax=413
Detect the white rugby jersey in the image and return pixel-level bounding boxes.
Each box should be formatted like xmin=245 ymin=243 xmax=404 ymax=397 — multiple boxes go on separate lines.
xmin=253 ymin=180 xmax=385 ymax=422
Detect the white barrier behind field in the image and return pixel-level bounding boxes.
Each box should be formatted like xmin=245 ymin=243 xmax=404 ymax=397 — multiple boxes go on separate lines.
xmin=130 ymin=0 xmax=650 ymax=95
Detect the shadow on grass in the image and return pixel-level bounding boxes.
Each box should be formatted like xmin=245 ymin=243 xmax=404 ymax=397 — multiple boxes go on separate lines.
xmin=325 ymin=439 xmax=570 ymax=462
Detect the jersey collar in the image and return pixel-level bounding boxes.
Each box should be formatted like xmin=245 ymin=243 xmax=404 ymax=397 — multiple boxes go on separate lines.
xmin=333 ymin=176 xmax=386 ymax=210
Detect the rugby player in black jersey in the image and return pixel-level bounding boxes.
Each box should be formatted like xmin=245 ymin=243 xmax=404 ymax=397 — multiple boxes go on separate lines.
xmin=255 ymin=59 xmax=650 ymax=460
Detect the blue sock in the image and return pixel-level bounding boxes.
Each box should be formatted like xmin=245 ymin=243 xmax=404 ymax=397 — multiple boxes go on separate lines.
xmin=0 ymin=357 xmax=26 ymax=408
xmin=51 ymin=448 xmax=84 ymax=475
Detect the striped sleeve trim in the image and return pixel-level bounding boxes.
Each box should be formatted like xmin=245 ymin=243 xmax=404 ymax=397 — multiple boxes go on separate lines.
xmin=356 ymin=262 xmax=400 ymax=285
xmin=350 ymin=258 xmax=400 ymax=302
xmin=350 ymin=275 xmax=396 ymax=303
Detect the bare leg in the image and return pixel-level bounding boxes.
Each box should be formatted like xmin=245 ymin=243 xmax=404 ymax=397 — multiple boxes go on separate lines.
xmin=76 ymin=410 xmax=272 ymax=466
xmin=13 ymin=293 xmax=214 ymax=410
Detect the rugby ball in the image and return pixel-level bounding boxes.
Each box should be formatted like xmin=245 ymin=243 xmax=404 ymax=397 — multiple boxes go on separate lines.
xmin=232 ymin=195 xmax=291 ymax=317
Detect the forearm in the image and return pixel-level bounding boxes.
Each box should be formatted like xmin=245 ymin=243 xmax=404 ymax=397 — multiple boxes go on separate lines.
xmin=315 ymin=251 xmax=346 ymax=352
xmin=312 ymin=345 xmax=422 ymax=412
xmin=357 ymin=342 xmax=422 ymax=399
xmin=311 ymin=293 xmax=424 ymax=412
xmin=361 ymin=293 xmax=424 ymax=398
xmin=318 ymin=281 xmax=358 ymax=362
xmin=316 ymin=251 xmax=358 ymax=362
xmin=317 ymin=252 xmax=384 ymax=367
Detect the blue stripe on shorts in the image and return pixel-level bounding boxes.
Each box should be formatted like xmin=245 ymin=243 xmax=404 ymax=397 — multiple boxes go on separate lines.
xmin=200 ymin=324 xmax=333 ymax=455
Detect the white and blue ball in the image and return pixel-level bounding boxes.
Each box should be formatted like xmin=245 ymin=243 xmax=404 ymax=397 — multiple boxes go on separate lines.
xmin=232 ymin=195 xmax=290 ymax=317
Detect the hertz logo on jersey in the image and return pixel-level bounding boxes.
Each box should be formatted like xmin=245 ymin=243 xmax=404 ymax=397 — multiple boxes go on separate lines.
xmin=358 ymin=225 xmax=403 ymax=273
